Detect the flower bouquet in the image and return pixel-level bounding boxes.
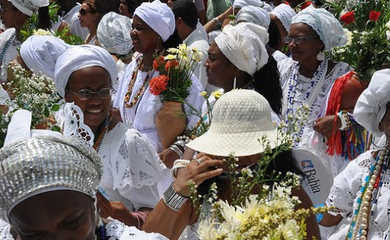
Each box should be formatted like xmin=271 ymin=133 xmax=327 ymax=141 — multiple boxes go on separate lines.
xmin=149 ymin=43 xmax=203 ymax=149
xmin=0 ymin=65 xmax=61 ymax=148
xmin=325 ymin=0 xmax=390 ymax=81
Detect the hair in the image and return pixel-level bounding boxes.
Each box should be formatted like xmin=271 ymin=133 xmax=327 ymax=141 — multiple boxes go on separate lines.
xmin=37 ymin=6 xmax=51 ymax=30
xmin=171 ymin=0 xmax=198 ymax=29
xmin=241 ymin=55 xmax=283 ymax=115
xmin=162 ymin=30 xmax=183 ymax=49
xmin=197 ymin=148 xmax=305 ymax=199
xmin=83 ymin=0 xmax=111 ymax=18
xmin=268 ymin=19 xmax=282 ymax=50
xmin=125 ymin=0 xmax=146 ymax=16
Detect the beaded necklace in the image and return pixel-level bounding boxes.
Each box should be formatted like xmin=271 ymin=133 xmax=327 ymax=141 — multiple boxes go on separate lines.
xmin=94 ymin=218 xmax=106 ymax=240
xmin=123 ymin=57 xmax=154 ymax=109
xmin=93 ymin=115 xmax=112 ymax=153
xmin=284 ymin=59 xmax=328 ymax=142
xmin=0 ymin=34 xmax=16 ymax=82
xmin=347 ymin=148 xmax=389 ymax=240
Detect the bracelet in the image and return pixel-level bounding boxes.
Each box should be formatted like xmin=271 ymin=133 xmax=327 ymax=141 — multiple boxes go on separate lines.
xmin=163 ymin=183 xmax=188 ymax=212
xmin=338 ymin=110 xmax=351 ymax=130
xmin=170 ymin=159 xmax=190 ymax=180
xmin=212 ymin=17 xmax=222 ymax=29
xmin=169 ymin=145 xmax=183 ymax=159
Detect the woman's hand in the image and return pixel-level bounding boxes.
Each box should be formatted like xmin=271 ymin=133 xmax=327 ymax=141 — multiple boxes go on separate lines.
xmin=313 ymin=115 xmax=341 ymax=139
xmin=173 ymin=153 xmax=223 ymax=197
xmin=159 ymin=148 xmax=179 ymax=169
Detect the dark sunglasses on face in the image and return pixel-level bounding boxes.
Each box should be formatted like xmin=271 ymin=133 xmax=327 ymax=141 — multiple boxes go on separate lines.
xmin=79 ymin=8 xmax=95 ymax=16
xmin=284 ymin=35 xmax=319 ymax=44
xmin=69 ymin=88 xmax=112 ymax=100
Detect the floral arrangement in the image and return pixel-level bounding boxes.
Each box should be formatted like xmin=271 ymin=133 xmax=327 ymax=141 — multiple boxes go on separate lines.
xmin=0 ymin=65 xmax=61 ymax=147
xmin=149 ymin=43 xmax=203 ymax=102
xmin=325 ymin=0 xmax=390 ymax=80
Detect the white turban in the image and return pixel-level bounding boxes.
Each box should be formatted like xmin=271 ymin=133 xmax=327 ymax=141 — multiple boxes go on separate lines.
xmin=215 ymin=22 xmax=269 ymax=76
xmin=9 ymin=0 xmax=49 ymax=16
xmin=270 ymin=3 xmax=296 ymax=32
xmin=133 ymin=0 xmax=175 ymax=42
xmin=354 ymin=69 xmax=390 ymax=136
xmin=20 ymin=35 xmax=70 ymax=79
xmin=292 ymin=7 xmax=346 ymax=51
xmin=236 ymin=6 xmax=270 ymax=29
xmin=233 ymin=0 xmax=261 ymax=12
xmin=97 ymin=12 xmax=133 ymax=56
xmin=54 ymin=45 xmax=118 ymax=97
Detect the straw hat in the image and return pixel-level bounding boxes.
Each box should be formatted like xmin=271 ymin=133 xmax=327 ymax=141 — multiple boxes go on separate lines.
xmin=187 ymin=89 xmax=279 ymax=157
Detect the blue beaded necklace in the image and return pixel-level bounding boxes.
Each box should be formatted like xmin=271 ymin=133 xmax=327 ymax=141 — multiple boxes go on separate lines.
xmin=0 ymin=34 xmax=16 ymax=82
xmin=95 ymin=218 xmax=106 ymax=240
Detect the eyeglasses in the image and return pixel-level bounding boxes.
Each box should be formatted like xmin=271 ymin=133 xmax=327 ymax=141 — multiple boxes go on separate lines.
xmin=284 ymin=35 xmax=319 ymax=44
xmin=68 ymin=88 xmax=112 ymax=100
xmin=79 ymin=8 xmax=95 ymax=16
xmin=0 ymin=6 xmax=16 ymax=14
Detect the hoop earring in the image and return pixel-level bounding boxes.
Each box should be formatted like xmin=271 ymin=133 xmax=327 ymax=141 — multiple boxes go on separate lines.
xmin=155 ymin=36 xmax=162 ymax=52
xmin=316 ymin=51 xmax=325 ymax=61
xmin=233 ymin=76 xmax=237 ymax=89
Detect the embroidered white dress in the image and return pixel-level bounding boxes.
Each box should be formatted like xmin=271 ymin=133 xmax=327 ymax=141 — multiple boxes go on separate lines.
xmin=99 ymin=123 xmax=164 ymax=210
xmin=0 ymin=220 xmax=168 ymax=240
xmin=113 ymin=54 xmax=205 ymax=153
xmin=324 ymin=150 xmax=390 ymax=240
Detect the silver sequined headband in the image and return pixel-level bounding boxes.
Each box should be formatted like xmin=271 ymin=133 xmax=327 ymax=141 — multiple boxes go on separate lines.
xmin=0 ymin=135 xmax=102 ymax=222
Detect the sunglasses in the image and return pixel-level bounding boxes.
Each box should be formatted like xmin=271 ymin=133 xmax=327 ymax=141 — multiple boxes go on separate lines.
xmin=68 ymin=88 xmax=112 ymax=100
xmin=79 ymin=8 xmax=95 ymax=16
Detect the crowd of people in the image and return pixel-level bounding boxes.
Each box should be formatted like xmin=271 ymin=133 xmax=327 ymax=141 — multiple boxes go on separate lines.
xmin=0 ymin=0 xmax=387 ymax=239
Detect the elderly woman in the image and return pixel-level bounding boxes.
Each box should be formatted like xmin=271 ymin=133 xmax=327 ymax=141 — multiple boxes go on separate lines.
xmin=0 ymin=123 xmax=167 ymax=239
xmin=54 ymin=44 xmax=163 ymax=229
xmin=319 ymin=69 xmax=390 ymax=239
xmin=113 ymin=0 xmax=203 ymax=154
xmin=0 ymin=0 xmax=50 ymax=82
xmin=278 ymin=8 xmax=351 ymax=148
xmin=143 ymin=89 xmax=320 ymax=239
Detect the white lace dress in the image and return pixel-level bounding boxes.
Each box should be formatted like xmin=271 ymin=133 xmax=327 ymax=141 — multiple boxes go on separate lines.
xmin=0 ymin=220 xmax=168 ymax=240
xmin=324 ymin=150 xmax=390 ymax=239
xmin=99 ymin=123 xmax=164 ymax=210
xmin=113 ymin=55 xmax=205 ymax=153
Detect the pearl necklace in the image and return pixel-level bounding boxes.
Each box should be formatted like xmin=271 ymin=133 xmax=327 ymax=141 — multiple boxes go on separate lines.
xmin=284 ymin=59 xmax=328 ymax=143
xmin=347 ymin=148 xmax=389 ymax=240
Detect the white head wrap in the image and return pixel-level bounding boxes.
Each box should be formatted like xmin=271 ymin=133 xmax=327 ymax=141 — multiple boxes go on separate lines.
xmin=20 ymin=35 xmax=70 ymax=79
xmin=236 ymin=6 xmax=270 ymax=29
xmin=133 ymin=0 xmax=175 ymax=42
xmin=215 ymin=22 xmax=269 ymax=76
xmin=291 ymin=7 xmax=346 ymax=51
xmin=233 ymin=0 xmax=261 ymax=12
xmin=270 ymin=3 xmax=296 ymax=32
xmin=8 ymin=0 xmax=49 ymax=17
xmin=259 ymin=1 xmax=272 ymax=12
xmin=97 ymin=12 xmax=133 ymax=56
xmin=54 ymin=45 xmax=118 ymax=97
xmin=354 ymin=69 xmax=390 ymax=136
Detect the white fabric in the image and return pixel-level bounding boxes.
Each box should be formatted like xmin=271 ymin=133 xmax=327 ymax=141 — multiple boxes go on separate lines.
xmin=291 ymin=7 xmax=346 ymax=51
xmin=0 ymin=220 xmax=168 ymax=239
xmin=184 ymin=23 xmax=217 ymax=93
xmin=54 ymin=45 xmax=118 ymax=97
xmin=187 ymin=90 xmax=278 ymax=157
xmin=97 ymin=12 xmax=133 ymax=56
xmin=236 ymin=6 xmax=270 ymax=29
xmin=9 ymin=0 xmax=49 ymax=16
xmin=215 ymin=23 xmax=268 ymax=76
xmin=133 ymin=0 xmax=175 ymax=42
xmin=61 ymin=4 xmax=89 ymax=40
xmin=99 ymin=124 xmax=163 ymax=211
xmin=270 ymin=3 xmax=295 ymax=32
xmin=354 ymin=69 xmax=390 ymax=135
xmin=20 ymin=35 xmax=70 ymax=79
xmin=0 ymin=84 xmax=10 ymax=106
xmin=325 ymin=150 xmax=390 ymax=239
xmin=113 ymin=54 xmax=204 ymax=153
xmin=233 ymin=0 xmax=261 ymax=12
xmin=0 ymin=28 xmax=18 ymax=82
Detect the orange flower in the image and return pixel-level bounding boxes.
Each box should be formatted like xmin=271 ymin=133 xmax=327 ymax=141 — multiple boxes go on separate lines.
xmin=341 ymin=11 xmax=355 ymax=25
xmin=149 ymin=75 xmax=169 ymax=96
xmin=165 ymin=60 xmax=179 ymax=72
xmin=369 ymin=10 xmax=381 ymax=22
xmin=153 ymin=56 xmax=165 ymax=71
